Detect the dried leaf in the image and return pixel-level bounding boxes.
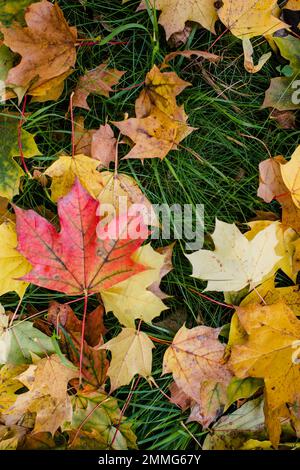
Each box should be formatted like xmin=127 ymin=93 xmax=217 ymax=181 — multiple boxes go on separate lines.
xmin=73 ymin=64 xmax=125 ymax=110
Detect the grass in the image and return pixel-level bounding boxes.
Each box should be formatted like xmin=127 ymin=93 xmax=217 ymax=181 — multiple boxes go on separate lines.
xmin=1 ymin=0 xmax=298 ymax=450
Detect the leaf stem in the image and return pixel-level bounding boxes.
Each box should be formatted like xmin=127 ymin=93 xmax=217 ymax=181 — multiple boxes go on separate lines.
xmin=70 ymin=91 xmax=75 ymax=158
xmin=79 ymin=290 xmax=88 ymax=387
xmin=189 ymin=288 xmax=234 ymax=309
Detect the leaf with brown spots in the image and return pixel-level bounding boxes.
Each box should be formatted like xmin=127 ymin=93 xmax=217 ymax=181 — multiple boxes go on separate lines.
xmin=163 ymin=324 xmax=232 ymax=427
xmin=1 ymin=0 xmax=77 ymax=98
xmin=114 ymin=106 xmax=194 ymax=160
xmin=73 ymin=63 xmax=125 ymax=110
xmin=229 ymin=302 xmax=300 ymax=447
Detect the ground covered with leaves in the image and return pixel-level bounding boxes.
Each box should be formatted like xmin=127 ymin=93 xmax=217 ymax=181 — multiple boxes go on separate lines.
xmin=1 ymin=0 xmax=300 ymax=451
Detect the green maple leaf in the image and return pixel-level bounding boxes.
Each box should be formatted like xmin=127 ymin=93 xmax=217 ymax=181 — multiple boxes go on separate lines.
xmin=0 ymin=113 xmax=40 ymax=200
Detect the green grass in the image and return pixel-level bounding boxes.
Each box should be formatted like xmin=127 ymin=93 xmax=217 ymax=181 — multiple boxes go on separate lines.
xmin=1 ymin=0 xmax=297 ymax=450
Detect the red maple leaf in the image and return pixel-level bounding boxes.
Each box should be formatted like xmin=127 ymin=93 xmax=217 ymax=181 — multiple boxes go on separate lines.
xmin=14 ymin=179 xmax=148 ymax=295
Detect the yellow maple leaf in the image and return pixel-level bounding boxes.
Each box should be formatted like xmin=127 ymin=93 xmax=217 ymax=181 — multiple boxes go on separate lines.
xmin=217 ymin=0 xmax=286 ymax=39
xmin=229 ymin=302 xmax=300 ymax=446
xmin=138 ymin=0 xmax=218 ymax=39
xmin=100 ymin=244 xmax=169 ymax=327
xmin=99 ymin=328 xmax=154 ymax=392
xmin=0 ymin=221 xmax=31 ymax=298
xmin=281 ymin=144 xmax=300 ymax=208
xmin=44 ymin=154 xmax=105 ymax=202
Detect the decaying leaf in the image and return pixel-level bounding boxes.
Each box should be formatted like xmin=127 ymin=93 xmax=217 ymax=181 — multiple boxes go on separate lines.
xmin=15 ymin=179 xmax=148 ymax=295
xmin=6 ymin=355 xmax=78 ymax=435
xmin=73 ymin=63 xmax=125 ymax=110
xmin=135 ymin=65 xmax=191 ymax=118
xmin=114 ymin=65 xmax=195 ymax=160
xmin=186 ymin=219 xmax=281 ymax=292
xmin=1 ymin=0 xmax=77 ymax=100
xmin=203 ymin=398 xmax=267 ymax=450
xmin=99 ymin=328 xmax=154 ymax=391
xmin=242 ymin=38 xmax=271 ymax=73
xmin=163 ymin=324 xmax=232 ymax=427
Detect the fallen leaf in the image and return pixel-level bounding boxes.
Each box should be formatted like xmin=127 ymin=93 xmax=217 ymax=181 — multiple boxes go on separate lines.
xmin=1 ymin=0 xmax=77 ymax=97
xmin=47 ymin=302 xmax=108 ymax=387
xmin=66 ymin=389 xmax=138 ymax=450
xmin=114 ymin=106 xmax=194 ymax=160
xmin=168 ymin=382 xmax=191 ymax=410
xmin=100 ymin=244 xmax=169 ymax=327
xmin=226 ymin=377 xmax=263 ymax=410
xmin=203 ymin=398 xmax=267 ymax=450
xmin=0 ymin=0 xmax=37 ymax=26
xmin=97 ymin=171 xmax=158 ymax=226
xmin=74 ymin=116 xmax=94 ymax=156
xmin=240 ymin=277 xmax=300 ymax=316
xmin=242 ymin=38 xmax=271 ymax=73
xmin=44 ymin=154 xmax=105 ymax=202
xmin=135 ymin=65 xmax=191 ymax=118
xmin=270 ymin=109 xmax=296 ymax=129
xmin=245 ymin=220 xmax=297 ymax=281
xmin=161 ymin=50 xmax=220 ymax=69
xmin=163 ymin=324 xmax=232 ymax=427
xmin=0 ymin=220 xmax=31 ymax=298
xmin=229 ymin=301 xmax=300 ymax=446
xmin=167 ymin=23 xmax=193 ymax=47
xmin=257 ymin=156 xmax=287 ymax=203
xmin=0 ymin=112 xmax=41 ymax=200
xmin=0 ymin=311 xmax=56 ymax=364
xmin=137 ymin=0 xmax=218 ymax=39
xmin=73 ymin=63 xmax=125 ymax=110
xmin=0 ymin=364 xmax=27 ymax=414
xmin=281 ymin=144 xmax=300 ymax=208
xmin=99 ymin=328 xmax=154 ymax=391
xmin=15 ymin=178 xmax=148 ymax=295
xmin=0 ymin=425 xmax=26 ymax=450
xmin=217 ymin=0 xmax=286 ymax=39
xmin=29 ymin=69 xmax=73 ymax=103
xmin=91 ymin=124 xmax=117 ymax=168
xmin=186 ymin=219 xmax=281 ymax=292
xmin=6 ymin=355 xmax=78 ymax=435
xmin=262 ymin=35 xmax=300 ymax=111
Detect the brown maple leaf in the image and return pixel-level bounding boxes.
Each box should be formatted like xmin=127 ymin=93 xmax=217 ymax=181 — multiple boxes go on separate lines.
xmin=73 ymin=63 xmax=125 ymax=110
xmin=1 ymin=0 xmax=77 ymax=91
